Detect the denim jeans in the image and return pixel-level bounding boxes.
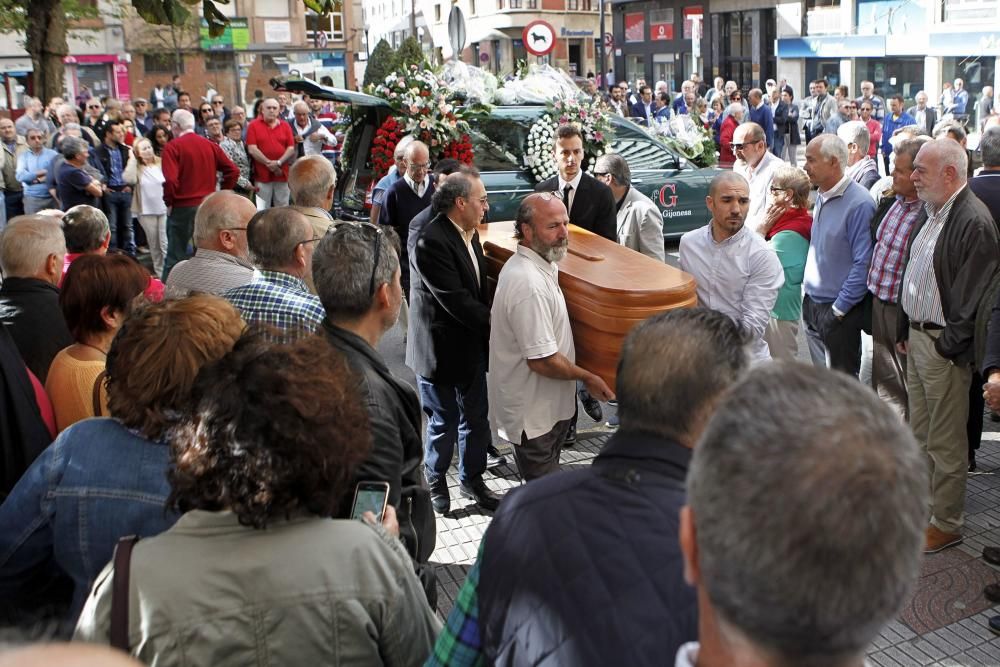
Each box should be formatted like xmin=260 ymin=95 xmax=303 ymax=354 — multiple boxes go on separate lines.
xmin=4 ymin=189 xmax=22 ymax=221
xmin=417 ymin=363 xmax=490 ymax=486
xmin=104 ymin=189 xmax=135 ymax=255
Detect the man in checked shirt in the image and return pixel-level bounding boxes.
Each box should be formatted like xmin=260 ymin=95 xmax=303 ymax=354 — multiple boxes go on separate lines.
xmin=897 ymin=139 xmax=999 ymax=554
xmin=866 ymin=136 xmax=931 ymax=419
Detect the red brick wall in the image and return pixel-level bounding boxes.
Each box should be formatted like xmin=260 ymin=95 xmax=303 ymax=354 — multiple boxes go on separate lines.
xmin=128 ymin=52 xmax=240 ymax=107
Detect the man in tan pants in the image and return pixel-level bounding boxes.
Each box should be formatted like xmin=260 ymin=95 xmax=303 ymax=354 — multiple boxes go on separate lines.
xmin=899 ymin=139 xmax=998 ymax=553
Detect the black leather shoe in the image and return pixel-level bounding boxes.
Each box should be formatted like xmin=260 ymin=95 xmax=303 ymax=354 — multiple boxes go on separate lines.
xmin=990 ymin=615 xmax=1000 ymax=636
xmin=486 ymin=445 xmax=507 ymax=469
xmin=429 ymin=479 xmax=450 ymax=515
xmin=563 ymin=420 xmax=577 ymax=447
xmin=983 ymin=545 xmax=1000 ymax=566
xmin=970 ymin=455 xmax=977 ymax=473
xmin=460 ymin=478 xmax=500 ymax=512
xmin=578 ymin=387 xmax=603 ymax=422
xmin=985 ymin=582 xmax=1000 ymax=604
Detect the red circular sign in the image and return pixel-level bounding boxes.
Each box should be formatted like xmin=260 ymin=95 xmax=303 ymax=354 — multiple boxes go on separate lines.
xmin=522 ymin=20 xmax=556 ymax=57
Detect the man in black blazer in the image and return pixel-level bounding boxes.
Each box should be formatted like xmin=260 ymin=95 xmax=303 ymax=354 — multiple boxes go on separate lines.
xmin=534 ymin=124 xmax=615 ymax=441
xmin=534 ymin=124 xmax=617 ymax=241
xmin=408 ymin=169 xmax=500 ymax=514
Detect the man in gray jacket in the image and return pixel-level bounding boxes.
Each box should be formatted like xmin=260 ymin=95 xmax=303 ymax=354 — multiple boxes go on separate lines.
xmin=593 ymin=153 xmax=665 ymax=261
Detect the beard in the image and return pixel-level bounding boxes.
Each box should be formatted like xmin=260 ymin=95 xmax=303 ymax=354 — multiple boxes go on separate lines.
xmin=531 ymin=237 xmax=569 ymax=263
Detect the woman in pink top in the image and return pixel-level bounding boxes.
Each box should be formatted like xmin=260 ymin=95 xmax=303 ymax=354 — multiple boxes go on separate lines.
xmin=860 ymin=100 xmax=882 ymax=159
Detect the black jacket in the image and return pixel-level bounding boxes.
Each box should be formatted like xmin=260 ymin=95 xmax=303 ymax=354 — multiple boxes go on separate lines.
xmin=321 ymin=321 xmax=436 ymax=564
xmin=0 ymin=278 xmax=73 ymax=383
xmin=406 ymin=212 xmax=490 ymax=384
xmin=898 ymin=187 xmax=999 ymax=365
xmin=774 ymin=100 xmax=801 ymax=145
xmin=535 ymin=172 xmax=617 ymax=241
xmin=478 ymin=430 xmax=698 ymax=666
xmin=0 ymin=325 xmax=52 ymax=500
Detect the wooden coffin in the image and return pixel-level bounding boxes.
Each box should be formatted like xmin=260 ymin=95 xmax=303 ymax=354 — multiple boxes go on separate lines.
xmin=479 ymin=222 xmax=697 ymax=389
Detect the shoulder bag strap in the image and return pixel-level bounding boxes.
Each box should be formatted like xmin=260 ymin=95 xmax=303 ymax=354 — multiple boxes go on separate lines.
xmin=92 ymin=370 xmax=107 ymax=417
xmin=110 ymin=535 xmax=139 ymax=651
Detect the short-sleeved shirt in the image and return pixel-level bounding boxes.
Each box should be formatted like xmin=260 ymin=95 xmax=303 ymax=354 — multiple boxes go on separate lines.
xmin=488 ymin=245 xmax=576 ymax=441
xmin=56 ymin=161 xmax=99 ymax=210
xmin=245 ymin=118 xmax=294 ymax=183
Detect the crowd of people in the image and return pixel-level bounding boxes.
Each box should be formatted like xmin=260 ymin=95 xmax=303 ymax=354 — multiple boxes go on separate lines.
xmin=0 ymin=69 xmax=999 ymax=666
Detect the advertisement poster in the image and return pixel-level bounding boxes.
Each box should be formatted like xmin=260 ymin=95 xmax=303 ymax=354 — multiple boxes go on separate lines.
xmin=625 ymin=13 xmax=645 ymax=43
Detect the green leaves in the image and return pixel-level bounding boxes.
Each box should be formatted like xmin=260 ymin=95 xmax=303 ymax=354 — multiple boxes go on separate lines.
xmin=132 ymin=0 xmax=342 ymax=36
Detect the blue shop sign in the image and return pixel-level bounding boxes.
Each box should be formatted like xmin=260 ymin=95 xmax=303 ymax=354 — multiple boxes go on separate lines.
xmin=776 ymin=35 xmax=886 ymax=58
xmin=927 ymin=31 xmax=1000 ymax=56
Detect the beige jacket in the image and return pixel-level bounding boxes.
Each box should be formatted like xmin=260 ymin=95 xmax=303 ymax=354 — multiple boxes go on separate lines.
xmin=74 ymin=510 xmax=441 ymax=666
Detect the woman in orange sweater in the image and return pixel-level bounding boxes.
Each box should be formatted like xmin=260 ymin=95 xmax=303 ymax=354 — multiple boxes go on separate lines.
xmin=45 ymin=253 xmax=149 ymax=432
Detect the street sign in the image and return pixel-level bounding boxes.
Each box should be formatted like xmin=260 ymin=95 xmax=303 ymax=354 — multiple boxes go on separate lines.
xmin=316 ymin=30 xmax=328 ymax=49
xmin=449 ymin=7 xmax=466 ymax=56
xmin=522 ymin=20 xmax=556 ymax=57
xmin=479 ymin=52 xmax=490 ymax=63
xmin=604 ymin=32 xmax=613 ymax=49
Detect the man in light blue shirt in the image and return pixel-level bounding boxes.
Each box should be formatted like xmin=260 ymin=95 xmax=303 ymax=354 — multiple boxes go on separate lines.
xmin=16 ymin=128 xmax=58 ymax=214
xmin=801 ymin=134 xmax=876 ymax=377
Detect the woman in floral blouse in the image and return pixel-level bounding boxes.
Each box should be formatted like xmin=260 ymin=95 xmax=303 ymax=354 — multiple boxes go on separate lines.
xmin=220 ymin=119 xmax=254 ymax=199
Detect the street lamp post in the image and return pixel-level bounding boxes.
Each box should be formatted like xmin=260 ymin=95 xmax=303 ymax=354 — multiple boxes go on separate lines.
xmin=598 ymin=0 xmax=606 ymax=91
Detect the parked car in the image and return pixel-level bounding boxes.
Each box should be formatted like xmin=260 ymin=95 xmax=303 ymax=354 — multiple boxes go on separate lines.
xmin=272 ymin=77 xmax=718 ymax=239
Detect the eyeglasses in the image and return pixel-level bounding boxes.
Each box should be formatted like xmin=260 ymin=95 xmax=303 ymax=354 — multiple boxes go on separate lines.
xmin=212 ymin=101 xmax=225 ymax=105
xmin=223 ymin=227 xmax=247 ymax=232
xmin=327 ymin=221 xmax=384 ymax=297
xmin=593 ymin=171 xmax=608 ymax=177
xmin=296 ymin=237 xmax=322 ymax=248
xmin=200 ymin=108 xmax=212 ymax=114
xmin=87 ymin=104 xmax=101 ymax=109
xmin=410 ymin=162 xmax=431 ymax=170
xmin=769 ymin=186 xmax=788 ymax=194
xmin=731 ymin=140 xmax=761 ymax=150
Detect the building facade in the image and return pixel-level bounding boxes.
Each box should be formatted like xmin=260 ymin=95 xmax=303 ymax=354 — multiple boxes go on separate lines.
xmin=609 ymin=0 xmax=709 ymax=90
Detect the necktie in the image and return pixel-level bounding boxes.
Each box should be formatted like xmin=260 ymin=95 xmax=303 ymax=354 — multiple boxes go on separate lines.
xmin=563 ymin=184 xmax=573 ymax=214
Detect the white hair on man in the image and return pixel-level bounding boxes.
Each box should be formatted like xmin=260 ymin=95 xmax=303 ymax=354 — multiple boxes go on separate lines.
xmin=0 ymin=215 xmax=66 ymax=278
xmin=814 ymin=133 xmax=849 ymax=169
xmin=837 ymin=121 xmax=870 ymax=155
xmin=171 ymin=109 xmax=195 ymax=132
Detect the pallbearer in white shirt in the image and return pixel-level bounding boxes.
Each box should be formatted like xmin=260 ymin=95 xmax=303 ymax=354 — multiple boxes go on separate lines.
xmin=679 ymin=172 xmax=784 ymax=362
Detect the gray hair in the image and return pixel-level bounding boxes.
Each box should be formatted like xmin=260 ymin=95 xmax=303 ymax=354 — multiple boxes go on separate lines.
xmin=616 ymin=308 xmax=750 ymax=441
xmin=313 ymin=223 xmax=400 ymax=320
xmin=62 ymin=205 xmax=109 ymax=253
xmin=933 ymin=119 xmax=967 ymax=142
xmin=893 ymin=136 xmax=932 ymax=166
xmin=0 ymin=216 xmax=66 ymax=278
xmin=726 ymin=102 xmax=743 ymax=118
xmin=594 ymin=153 xmax=630 ymax=186
xmin=393 ymin=134 xmax=415 ymax=160
xmin=193 ymin=191 xmax=253 ymax=247
xmin=980 ymin=126 xmax=1000 ymax=168
xmin=292 ymin=100 xmax=310 ymax=114
xmin=687 ymin=362 xmax=927 ymax=663
xmin=837 ymin=120 xmax=870 ymax=153
xmin=430 ymin=173 xmax=473 ymax=215
xmin=926 ymin=137 xmax=969 ymax=183
xmin=288 ymin=155 xmax=337 ymax=208
xmin=246 ymin=207 xmax=311 ymax=270
xmin=60 ymin=136 xmax=88 ymax=161
xmin=171 ymin=109 xmax=195 ymax=132
xmin=814 ymin=134 xmax=849 ymax=169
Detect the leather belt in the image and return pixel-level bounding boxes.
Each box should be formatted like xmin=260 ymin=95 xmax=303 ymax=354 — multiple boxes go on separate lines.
xmin=108 ymin=185 xmax=129 ymax=192
xmin=910 ymin=321 xmax=944 ymax=332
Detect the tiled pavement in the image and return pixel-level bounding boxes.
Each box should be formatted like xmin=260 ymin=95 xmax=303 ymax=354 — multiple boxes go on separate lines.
xmin=379 ymin=246 xmax=1000 ymax=665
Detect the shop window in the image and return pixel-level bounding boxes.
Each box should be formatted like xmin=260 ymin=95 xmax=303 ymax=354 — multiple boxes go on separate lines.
xmin=526 ymin=0 xmax=537 ymax=7
xmin=144 ymin=54 xmax=184 ymax=74
xmin=942 ymin=0 xmax=998 ymax=21
xmin=306 ymin=10 xmax=346 ymax=42
xmin=567 ymin=0 xmax=580 ymax=9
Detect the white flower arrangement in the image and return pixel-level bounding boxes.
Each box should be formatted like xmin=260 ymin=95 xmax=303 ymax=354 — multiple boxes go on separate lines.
xmin=522 ymin=97 xmax=615 ymax=183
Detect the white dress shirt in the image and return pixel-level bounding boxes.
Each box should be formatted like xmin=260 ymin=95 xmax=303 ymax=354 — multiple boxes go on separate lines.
xmin=735 ymin=150 xmax=783 ymax=233
xmin=557 ymin=171 xmax=583 ymax=215
xmin=679 ymin=223 xmax=785 ymax=361
xmin=449 ymin=217 xmax=480 ymax=285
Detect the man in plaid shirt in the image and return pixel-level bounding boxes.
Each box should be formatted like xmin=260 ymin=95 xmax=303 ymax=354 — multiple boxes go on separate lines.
xmin=223 ymin=207 xmax=325 ymax=341
xmin=866 ymin=136 xmax=931 ymax=419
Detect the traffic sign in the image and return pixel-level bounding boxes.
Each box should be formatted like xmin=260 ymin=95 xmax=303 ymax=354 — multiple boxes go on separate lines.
xmin=522 ymin=20 xmax=556 ymax=57
xmin=448 ymin=7 xmax=466 ymax=56
xmin=316 ymin=30 xmax=328 ymax=49
xmin=604 ymin=32 xmax=613 ymax=49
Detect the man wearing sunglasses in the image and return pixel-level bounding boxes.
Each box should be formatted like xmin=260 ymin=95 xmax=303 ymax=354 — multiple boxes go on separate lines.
xmin=732 ymin=122 xmax=783 ymax=233
xmin=408 ymin=170 xmax=500 ymax=514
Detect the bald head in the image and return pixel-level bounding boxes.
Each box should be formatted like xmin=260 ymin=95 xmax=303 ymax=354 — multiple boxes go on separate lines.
xmin=708 ymin=171 xmax=750 ymax=198
xmin=289 ymin=155 xmax=337 ymax=208
xmin=193 ymin=191 xmax=257 ymax=250
xmin=404 ymin=141 xmax=430 ymax=181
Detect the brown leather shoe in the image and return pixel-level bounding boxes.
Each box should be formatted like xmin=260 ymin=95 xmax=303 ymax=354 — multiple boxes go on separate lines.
xmin=925 ymin=525 xmax=963 ymax=554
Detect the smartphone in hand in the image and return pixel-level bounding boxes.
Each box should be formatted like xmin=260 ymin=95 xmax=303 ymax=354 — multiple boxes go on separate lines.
xmin=351 ymin=481 xmax=390 ymax=522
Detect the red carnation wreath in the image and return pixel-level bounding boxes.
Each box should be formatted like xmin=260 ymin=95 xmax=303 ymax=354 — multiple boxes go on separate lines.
xmin=372 ymin=116 xmax=401 ymax=181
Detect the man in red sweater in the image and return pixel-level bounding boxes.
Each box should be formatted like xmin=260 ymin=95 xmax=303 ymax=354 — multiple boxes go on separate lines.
xmin=161 ymin=108 xmax=239 ymax=280
xmin=246 ymin=98 xmax=295 ymax=211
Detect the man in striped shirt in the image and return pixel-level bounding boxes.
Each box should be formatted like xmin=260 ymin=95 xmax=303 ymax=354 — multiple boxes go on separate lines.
xmin=866 ymin=136 xmax=931 ymax=419
xmin=899 ymin=139 xmax=999 ymax=554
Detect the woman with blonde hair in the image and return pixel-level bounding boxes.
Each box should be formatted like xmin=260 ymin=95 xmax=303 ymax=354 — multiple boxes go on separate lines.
xmin=124 ymin=137 xmax=167 ymax=277
xmin=0 ymin=296 xmax=244 ymax=625
xmin=760 ymin=165 xmax=813 ymax=361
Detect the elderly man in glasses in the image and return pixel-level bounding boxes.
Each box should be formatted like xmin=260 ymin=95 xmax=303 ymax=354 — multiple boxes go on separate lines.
xmin=223 ymin=206 xmax=325 ymax=341
xmin=732 ymin=122 xmax=783 ymax=233
xmin=378 ymin=140 xmax=435 ymax=299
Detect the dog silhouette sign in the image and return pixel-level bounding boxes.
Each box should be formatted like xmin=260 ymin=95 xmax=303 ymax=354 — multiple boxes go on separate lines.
xmin=522 ymin=20 xmax=556 ymax=57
